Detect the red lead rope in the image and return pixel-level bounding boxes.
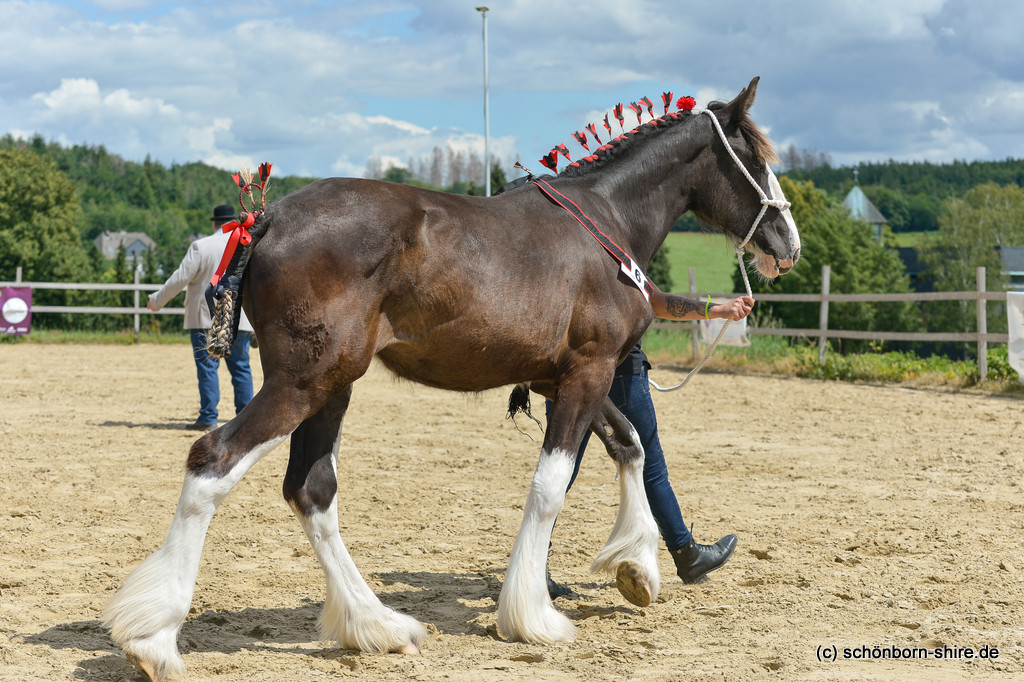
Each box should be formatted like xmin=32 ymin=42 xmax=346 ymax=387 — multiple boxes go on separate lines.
xmin=210 ymin=211 xmax=256 ymax=288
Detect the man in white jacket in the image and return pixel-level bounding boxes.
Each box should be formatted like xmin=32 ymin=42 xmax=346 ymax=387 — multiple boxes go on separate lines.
xmin=148 ymin=204 xmax=255 ymax=431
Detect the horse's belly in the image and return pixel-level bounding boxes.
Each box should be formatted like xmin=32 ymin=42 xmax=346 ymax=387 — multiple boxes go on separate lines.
xmin=375 ymin=332 xmax=553 ymax=392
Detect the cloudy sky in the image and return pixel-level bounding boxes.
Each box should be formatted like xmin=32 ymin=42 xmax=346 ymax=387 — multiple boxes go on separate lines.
xmin=2 ymin=0 xmax=1022 ymax=182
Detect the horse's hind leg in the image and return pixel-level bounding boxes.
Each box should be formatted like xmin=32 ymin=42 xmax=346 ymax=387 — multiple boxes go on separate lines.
xmin=102 ymin=383 xmax=304 ymax=682
xmin=283 ymin=385 xmax=426 ymax=654
xmin=588 ymin=397 xmax=661 ymax=607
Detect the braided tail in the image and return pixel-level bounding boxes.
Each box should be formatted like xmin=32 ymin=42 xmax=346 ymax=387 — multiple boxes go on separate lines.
xmin=206 ymin=290 xmax=239 ymax=359
xmin=204 ymin=213 xmax=267 ymax=359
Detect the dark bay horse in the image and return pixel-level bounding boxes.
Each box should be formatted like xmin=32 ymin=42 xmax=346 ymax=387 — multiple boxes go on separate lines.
xmin=103 ymin=77 xmax=800 ymax=680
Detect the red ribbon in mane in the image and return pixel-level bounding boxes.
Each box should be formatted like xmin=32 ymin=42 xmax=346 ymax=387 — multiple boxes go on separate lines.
xmin=641 ymin=96 xmax=654 ymax=118
xmin=628 ymin=102 xmax=643 ymax=125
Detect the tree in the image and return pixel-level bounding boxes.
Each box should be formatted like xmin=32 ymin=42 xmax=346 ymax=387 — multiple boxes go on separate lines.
xmin=920 ymin=183 xmax=1024 ymax=341
xmin=365 ymin=156 xmax=384 ymax=180
xmin=381 ymin=166 xmax=413 ymax=185
xmin=779 ymin=144 xmax=832 ymax=172
xmin=0 ymin=148 xmax=100 ymax=329
xmin=647 ymin=244 xmax=673 ymax=291
xmin=923 ymin=183 xmax=1024 ymax=293
xmin=737 ymin=177 xmax=920 ymax=351
xmin=0 ymin=149 xmax=92 ymax=283
xmin=489 ymin=162 xmax=508 ymax=195
xmin=428 ymin=147 xmax=444 ymax=187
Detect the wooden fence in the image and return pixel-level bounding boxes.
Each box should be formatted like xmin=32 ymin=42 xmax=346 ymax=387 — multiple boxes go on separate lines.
xmin=2 ymin=267 xmax=183 ymax=338
xmin=4 ymin=265 xmax=1012 ymax=380
xmin=649 ymin=265 xmax=1008 ymax=381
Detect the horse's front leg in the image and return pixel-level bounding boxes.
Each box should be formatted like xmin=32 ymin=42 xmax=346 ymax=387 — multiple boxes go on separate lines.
xmin=101 ymin=382 xmax=304 ymax=682
xmin=588 ymin=397 xmax=661 ymax=607
xmin=283 ymin=385 xmax=426 ymax=654
xmin=497 ymin=370 xmax=611 ymax=644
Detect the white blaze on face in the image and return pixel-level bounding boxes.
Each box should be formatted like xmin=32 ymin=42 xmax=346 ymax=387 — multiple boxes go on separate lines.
xmin=768 ymin=169 xmax=800 ymax=254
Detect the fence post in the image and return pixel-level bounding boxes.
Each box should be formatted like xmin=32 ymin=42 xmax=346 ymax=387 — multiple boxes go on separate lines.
xmin=689 ymin=267 xmax=699 ymax=360
xmin=133 ymin=269 xmax=141 ymax=344
xmin=16 ymin=266 xmax=22 ymax=283
xmin=818 ymin=265 xmax=831 ymax=365
xmin=977 ymin=266 xmax=987 ymax=381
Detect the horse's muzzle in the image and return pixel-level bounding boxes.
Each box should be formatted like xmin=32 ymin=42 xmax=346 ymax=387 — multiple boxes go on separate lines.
xmin=776 ymin=247 xmax=800 ymax=276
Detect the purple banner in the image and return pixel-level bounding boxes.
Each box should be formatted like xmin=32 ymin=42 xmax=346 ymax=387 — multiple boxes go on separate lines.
xmin=1 ymin=287 xmax=32 ymax=335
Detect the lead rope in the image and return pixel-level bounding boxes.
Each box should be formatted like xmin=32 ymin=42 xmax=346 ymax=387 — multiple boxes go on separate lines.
xmin=648 ymin=109 xmax=789 ymax=392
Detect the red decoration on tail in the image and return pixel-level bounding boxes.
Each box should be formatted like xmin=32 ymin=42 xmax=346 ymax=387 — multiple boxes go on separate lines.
xmin=210 ymin=212 xmax=256 ymax=288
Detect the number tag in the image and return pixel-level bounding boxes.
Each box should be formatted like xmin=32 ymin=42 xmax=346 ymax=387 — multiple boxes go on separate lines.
xmin=620 ymin=258 xmax=651 ymax=301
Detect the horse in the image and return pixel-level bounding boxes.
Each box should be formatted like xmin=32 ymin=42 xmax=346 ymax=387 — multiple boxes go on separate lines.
xmin=102 ymin=76 xmax=800 ymax=681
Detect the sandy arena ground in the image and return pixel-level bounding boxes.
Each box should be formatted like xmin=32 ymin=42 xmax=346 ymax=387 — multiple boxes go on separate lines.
xmin=2 ymin=343 xmax=1023 ymax=681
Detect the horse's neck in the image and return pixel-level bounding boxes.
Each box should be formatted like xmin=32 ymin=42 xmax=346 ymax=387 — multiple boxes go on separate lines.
xmin=582 ymin=125 xmax=705 ymax=267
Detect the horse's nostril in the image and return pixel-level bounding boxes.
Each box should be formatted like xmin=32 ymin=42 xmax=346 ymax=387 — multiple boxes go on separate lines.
xmin=778 ymin=265 xmax=792 ymax=275
xmin=793 ymin=247 xmax=801 ymax=263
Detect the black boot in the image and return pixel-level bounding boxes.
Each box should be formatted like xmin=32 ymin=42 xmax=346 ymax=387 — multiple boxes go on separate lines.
xmin=546 ymin=540 xmax=574 ymax=600
xmin=670 ymin=534 xmax=738 ymax=584
xmin=546 ymin=571 xmax=574 ymax=600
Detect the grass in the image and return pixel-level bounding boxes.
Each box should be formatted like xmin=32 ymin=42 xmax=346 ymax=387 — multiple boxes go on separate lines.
xmin=2 ymin=328 xmax=190 ymax=345
xmin=660 ymin=231 xmax=739 ymax=293
xmin=890 ymin=230 xmax=937 ymax=248
xmin=642 ymin=326 xmax=1024 ymax=394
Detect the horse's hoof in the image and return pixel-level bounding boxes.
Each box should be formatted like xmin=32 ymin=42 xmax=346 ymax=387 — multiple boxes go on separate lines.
xmin=615 ymin=561 xmax=652 ymax=607
xmin=126 ymin=651 xmax=162 ymax=682
xmin=394 ymin=641 xmax=421 ymax=655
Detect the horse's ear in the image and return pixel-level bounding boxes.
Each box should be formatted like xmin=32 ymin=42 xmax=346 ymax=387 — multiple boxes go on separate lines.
xmin=726 ymin=76 xmax=760 ymax=124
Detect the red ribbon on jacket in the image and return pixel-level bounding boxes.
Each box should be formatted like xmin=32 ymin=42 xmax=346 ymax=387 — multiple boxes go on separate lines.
xmin=210 ymin=212 xmax=256 ymax=288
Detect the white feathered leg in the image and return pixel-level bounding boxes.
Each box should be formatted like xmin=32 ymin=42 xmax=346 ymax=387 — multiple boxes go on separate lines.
xmin=497 ymin=448 xmax=577 ymax=643
xmin=102 ymin=436 xmax=285 ymax=681
xmin=590 ymin=426 xmax=661 ymax=606
xmin=293 ymin=486 xmax=427 ymax=654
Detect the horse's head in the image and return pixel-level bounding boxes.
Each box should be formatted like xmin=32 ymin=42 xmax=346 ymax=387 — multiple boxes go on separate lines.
xmin=692 ymin=77 xmax=801 ymax=280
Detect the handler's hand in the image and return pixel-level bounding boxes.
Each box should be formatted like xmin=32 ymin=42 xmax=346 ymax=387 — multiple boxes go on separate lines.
xmin=146 ymin=295 xmax=159 ymax=312
xmin=712 ymin=295 xmax=754 ymax=321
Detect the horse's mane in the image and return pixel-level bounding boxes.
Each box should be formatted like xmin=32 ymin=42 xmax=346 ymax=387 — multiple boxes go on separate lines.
xmin=557 ymin=100 xmax=777 ymax=178
xmin=706 ymin=100 xmax=779 ymax=167
xmin=557 ymin=111 xmax=694 ymax=178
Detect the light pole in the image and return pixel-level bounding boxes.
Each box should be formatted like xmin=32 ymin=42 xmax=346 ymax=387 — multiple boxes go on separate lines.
xmin=477 ymin=6 xmax=490 ymax=196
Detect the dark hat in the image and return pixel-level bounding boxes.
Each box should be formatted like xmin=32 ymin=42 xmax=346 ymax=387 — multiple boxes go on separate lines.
xmin=211 ymin=204 xmax=235 ymax=222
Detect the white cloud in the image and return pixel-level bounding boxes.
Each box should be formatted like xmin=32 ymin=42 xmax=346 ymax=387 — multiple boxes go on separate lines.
xmin=0 ymin=0 xmax=1022 ymax=179
xmin=34 ymin=78 xmax=101 ymax=111
xmin=364 ymin=115 xmax=432 ymax=136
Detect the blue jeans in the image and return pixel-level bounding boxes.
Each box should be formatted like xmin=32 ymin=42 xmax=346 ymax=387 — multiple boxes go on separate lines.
xmin=190 ymin=329 xmax=253 ymax=426
xmin=549 ymin=366 xmax=692 ymax=551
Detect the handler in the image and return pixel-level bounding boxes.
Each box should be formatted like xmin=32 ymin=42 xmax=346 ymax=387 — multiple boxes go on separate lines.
xmin=548 ymin=283 xmax=753 ymax=599
xmin=147 ymin=204 xmax=255 ymax=431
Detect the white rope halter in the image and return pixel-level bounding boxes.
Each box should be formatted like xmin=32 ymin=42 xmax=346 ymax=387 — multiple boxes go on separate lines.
xmin=649 ymin=108 xmax=790 ymax=392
